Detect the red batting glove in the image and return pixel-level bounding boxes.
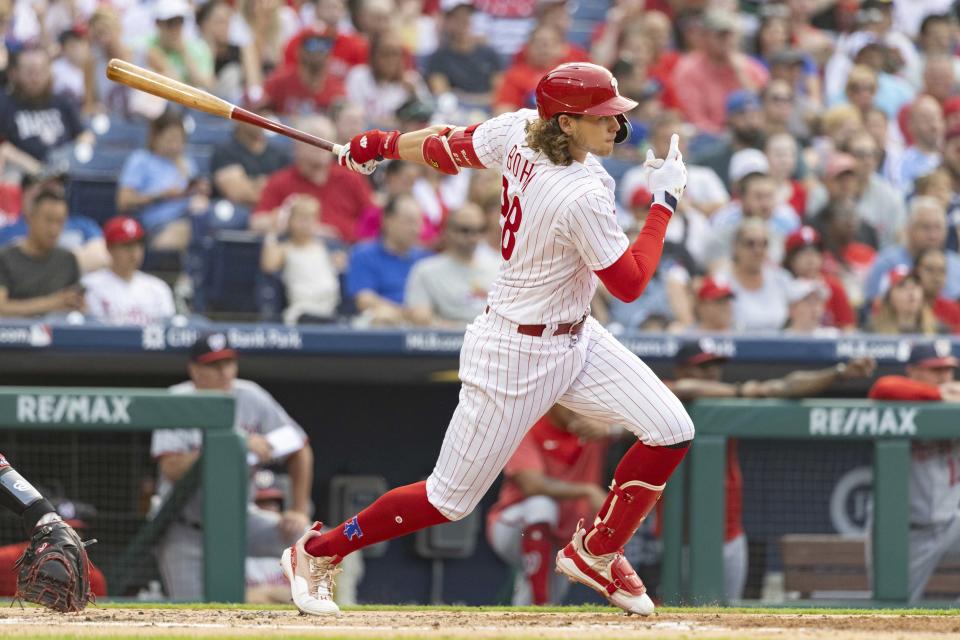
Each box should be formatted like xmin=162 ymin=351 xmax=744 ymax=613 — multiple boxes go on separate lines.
xmin=344 ymin=129 xmax=401 ymax=165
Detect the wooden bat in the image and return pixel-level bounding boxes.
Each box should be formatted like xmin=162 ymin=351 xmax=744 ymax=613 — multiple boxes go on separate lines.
xmin=105 ymin=58 xmax=343 ymax=155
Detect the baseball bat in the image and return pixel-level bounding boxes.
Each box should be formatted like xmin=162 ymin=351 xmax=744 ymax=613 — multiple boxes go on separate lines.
xmin=105 ymin=58 xmax=343 ymax=155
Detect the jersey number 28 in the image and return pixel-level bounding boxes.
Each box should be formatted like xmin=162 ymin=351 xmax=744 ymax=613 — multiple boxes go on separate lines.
xmin=500 ymin=176 xmax=523 ymax=260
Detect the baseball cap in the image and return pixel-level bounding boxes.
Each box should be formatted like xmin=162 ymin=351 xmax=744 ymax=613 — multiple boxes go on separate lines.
xmin=301 ymin=32 xmax=334 ymax=54
xmin=189 ymin=331 xmax=237 ymax=364
xmin=728 ymin=148 xmax=769 ymax=184
xmin=675 ymin=340 xmax=729 ymax=367
xmin=726 ymin=90 xmax=761 ymax=117
xmin=155 ymin=0 xmax=190 ymax=22
xmin=102 ymin=216 xmax=145 ymax=246
xmin=825 ymin=153 xmax=857 ymax=179
xmin=703 ymin=9 xmax=738 ymax=32
xmin=787 ymin=278 xmax=829 ymax=303
xmin=908 ymin=341 xmax=959 ymax=369
xmin=697 ymin=275 xmax=735 ymax=301
xmin=440 ymin=0 xmax=474 ymax=12
xmin=629 ymin=185 xmax=652 ymax=209
xmin=785 ymin=225 xmax=822 ymax=255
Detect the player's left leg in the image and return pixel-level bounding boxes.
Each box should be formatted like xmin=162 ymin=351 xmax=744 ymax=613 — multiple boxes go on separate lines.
xmin=554 ymin=319 xmax=694 ymax=614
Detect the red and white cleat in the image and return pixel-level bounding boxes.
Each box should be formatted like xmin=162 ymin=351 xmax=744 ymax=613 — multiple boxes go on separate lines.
xmin=280 ymin=525 xmax=342 ymax=616
xmin=555 ymin=525 xmax=655 ymax=616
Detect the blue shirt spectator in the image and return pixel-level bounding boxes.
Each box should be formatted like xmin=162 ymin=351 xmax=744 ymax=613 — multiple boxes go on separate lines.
xmin=346 ymin=240 xmax=430 ymax=305
xmin=118 ymin=148 xmax=199 ymax=233
xmin=0 ymin=214 xmax=101 ymax=249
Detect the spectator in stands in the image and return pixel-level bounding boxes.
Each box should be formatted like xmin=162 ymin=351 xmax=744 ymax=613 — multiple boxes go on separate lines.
xmin=262 ymin=29 xmax=345 ymax=115
xmin=487 ymin=405 xmax=615 ymax=605
xmin=0 ymin=189 xmax=83 ymax=318
xmin=919 ymin=55 xmax=956 ymax=107
xmin=252 ymin=116 xmax=374 ymax=243
xmin=761 ymin=78 xmax=808 ymax=144
xmin=671 ymin=8 xmax=769 ymax=135
xmin=197 ymin=0 xmax=260 ymax=104
xmin=764 ymin=132 xmax=804 ymax=219
xmin=88 ymin=6 xmax=132 ymax=114
xmin=783 ymin=278 xmax=833 ymax=335
xmin=808 ymin=152 xmax=881 ymax=246
xmin=260 ymin=195 xmax=341 ymax=324
xmin=868 ymin=265 xmax=941 ymax=334
xmin=82 ymin=216 xmax=176 ymax=326
xmin=844 ymin=64 xmax=880 ymax=120
xmin=346 ymin=32 xmax=428 ymax=130
xmin=940 ymin=125 xmax=960 ymax=252
xmin=865 ymin=196 xmax=960 ymax=300
xmin=152 ymin=332 xmax=314 ymax=601
xmin=514 ymin=0 xmax=588 ymax=66
xmin=145 ymin=0 xmax=214 ymax=92
xmin=405 ymin=202 xmax=498 ymax=328
xmin=914 ymin=247 xmax=960 ymax=333
xmin=117 ymin=109 xmax=210 ymax=252
xmin=493 ymin=24 xmax=566 ymax=114
xmin=719 ymin=217 xmax=793 ymax=332
xmin=818 ymin=198 xmax=877 ymax=311
xmin=693 ymin=90 xmax=767 ymax=191
xmin=692 ymin=276 xmax=735 ymax=332
xmin=235 ymin=0 xmax=292 ymax=79
xmin=668 ymin=340 xmax=876 ymax=601
xmin=51 ymin=27 xmax=90 ymax=112
xmin=0 ymin=46 xmax=91 ymax=174
xmin=425 ymin=0 xmax=503 ymax=105
xmin=345 ymin=193 xmax=429 ymax=327
xmin=783 ymin=226 xmax=856 ymax=331
xmin=907 ymin=14 xmax=960 ymax=89
xmin=897 ymin=95 xmax=945 ymax=192
xmin=472 ymin=0 xmax=538 ymax=60
xmin=867 ymin=340 xmax=960 ymax=603
xmin=210 ymin=120 xmax=290 ymax=207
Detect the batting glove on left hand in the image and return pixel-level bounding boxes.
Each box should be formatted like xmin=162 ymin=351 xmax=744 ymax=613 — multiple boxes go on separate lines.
xmin=338 ymin=145 xmax=380 ymax=175
xmin=645 ymin=133 xmax=687 ymax=213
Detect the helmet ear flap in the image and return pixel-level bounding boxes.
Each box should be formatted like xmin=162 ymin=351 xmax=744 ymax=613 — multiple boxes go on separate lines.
xmin=614 ymin=114 xmax=631 ymax=144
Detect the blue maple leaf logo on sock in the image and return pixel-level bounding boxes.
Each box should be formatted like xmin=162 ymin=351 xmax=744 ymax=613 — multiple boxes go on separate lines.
xmin=343 ymin=516 xmax=363 ymax=540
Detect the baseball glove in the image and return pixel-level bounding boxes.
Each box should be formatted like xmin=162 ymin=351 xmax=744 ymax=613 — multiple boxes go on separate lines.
xmin=15 ymin=520 xmax=95 ymax=612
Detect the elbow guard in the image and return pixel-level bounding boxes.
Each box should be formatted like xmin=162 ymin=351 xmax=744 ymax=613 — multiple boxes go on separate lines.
xmin=422 ymin=124 xmax=485 ymax=175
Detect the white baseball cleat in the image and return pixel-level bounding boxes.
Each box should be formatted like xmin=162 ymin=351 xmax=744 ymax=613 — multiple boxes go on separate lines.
xmin=555 ymin=525 xmax=655 ymax=616
xmin=280 ymin=527 xmax=342 ymax=616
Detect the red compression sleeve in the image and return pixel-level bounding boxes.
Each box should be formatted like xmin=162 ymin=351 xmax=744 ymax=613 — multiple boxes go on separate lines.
xmin=594 ymin=204 xmax=672 ymax=302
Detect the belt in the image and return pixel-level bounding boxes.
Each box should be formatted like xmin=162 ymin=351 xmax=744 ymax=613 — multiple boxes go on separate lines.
xmin=485 ymin=306 xmax=587 ymax=337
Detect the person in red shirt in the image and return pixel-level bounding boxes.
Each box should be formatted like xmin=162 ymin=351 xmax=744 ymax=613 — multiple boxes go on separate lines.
xmin=914 ymin=248 xmax=960 ymax=333
xmin=282 ymin=26 xmax=369 ymax=79
xmin=262 ymin=30 xmax=346 ymax=115
xmin=250 ymin=116 xmax=375 ymax=242
xmin=666 ymin=341 xmax=875 ymax=601
xmin=493 ymin=24 xmax=568 ymax=114
xmin=511 ymin=1 xmax=589 ymax=67
xmin=783 ymin=225 xmax=856 ymax=330
xmin=486 ymin=406 xmax=615 ymax=605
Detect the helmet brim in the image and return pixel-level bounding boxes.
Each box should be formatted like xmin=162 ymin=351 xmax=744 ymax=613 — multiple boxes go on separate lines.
xmin=581 ymin=95 xmax=639 ymax=116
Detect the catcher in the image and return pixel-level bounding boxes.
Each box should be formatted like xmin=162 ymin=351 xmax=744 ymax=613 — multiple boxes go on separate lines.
xmin=0 ymin=453 xmax=94 ymax=612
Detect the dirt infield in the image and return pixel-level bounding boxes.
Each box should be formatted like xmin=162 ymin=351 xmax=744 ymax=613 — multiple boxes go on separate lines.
xmin=2 ymin=607 xmax=960 ymax=640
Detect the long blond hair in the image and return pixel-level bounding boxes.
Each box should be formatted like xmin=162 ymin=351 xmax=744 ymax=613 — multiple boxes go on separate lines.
xmin=869 ymin=276 xmax=939 ymax=335
xmin=525 ymin=117 xmax=574 ymax=166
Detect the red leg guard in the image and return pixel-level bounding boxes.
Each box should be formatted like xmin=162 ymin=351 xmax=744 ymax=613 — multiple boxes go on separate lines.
xmin=304 ymin=480 xmax=450 ymax=558
xmin=521 ymin=523 xmax=552 ymax=605
xmin=584 ymin=441 xmax=689 ymax=556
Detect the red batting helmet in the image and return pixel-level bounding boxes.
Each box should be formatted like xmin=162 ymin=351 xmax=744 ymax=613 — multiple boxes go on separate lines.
xmin=535 ymin=63 xmax=638 ymax=143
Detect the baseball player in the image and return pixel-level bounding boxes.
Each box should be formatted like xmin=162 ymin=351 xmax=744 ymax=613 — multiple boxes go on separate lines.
xmin=667 ymin=340 xmax=876 ymax=601
xmin=486 ymin=405 xmax=615 ymax=605
xmin=282 ymin=62 xmax=693 ymax=617
xmin=867 ymin=341 xmax=960 ymax=602
xmin=151 ymin=332 xmax=315 ymax=600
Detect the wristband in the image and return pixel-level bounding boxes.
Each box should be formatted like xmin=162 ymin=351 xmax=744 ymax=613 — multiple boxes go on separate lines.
xmin=652 ymin=191 xmax=678 ymax=213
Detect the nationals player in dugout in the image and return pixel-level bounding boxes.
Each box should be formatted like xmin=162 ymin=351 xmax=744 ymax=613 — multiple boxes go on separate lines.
xmin=868 ymin=341 xmax=960 ymax=603
xmin=282 ymin=62 xmax=693 ymax=616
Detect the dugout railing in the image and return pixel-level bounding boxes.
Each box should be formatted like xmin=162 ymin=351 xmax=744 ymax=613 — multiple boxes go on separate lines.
xmin=0 ymin=387 xmax=246 ymax=602
xmin=660 ymin=399 xmax=958 ymax=606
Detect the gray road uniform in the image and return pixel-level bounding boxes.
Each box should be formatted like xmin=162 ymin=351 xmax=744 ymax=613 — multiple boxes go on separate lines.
xmin=151 ymin=379 xmax=309 ymax=600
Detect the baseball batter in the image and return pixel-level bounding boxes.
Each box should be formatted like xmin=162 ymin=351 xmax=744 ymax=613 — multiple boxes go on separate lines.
xmin=867 ymin=341 xmax=960 ymax=602
xmin=282 ymin=62 xmax=694 ymax=616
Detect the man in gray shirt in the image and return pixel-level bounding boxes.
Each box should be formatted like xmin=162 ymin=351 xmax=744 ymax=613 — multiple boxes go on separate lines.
xmin=405 ymin=202 xmax=499 ymax=328
xmin=151 ymin=332 xmax=314 ymax=600
xmin=0 ymin=189 xmax=83 ymax=317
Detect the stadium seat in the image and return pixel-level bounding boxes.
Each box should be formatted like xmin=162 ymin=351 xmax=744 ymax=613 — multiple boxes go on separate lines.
xmin=68 ymin=144 xmax=131 ymax=173
xmin=194 ymin=230 xmax=262 ymax=315
xmin=90 ymin=115 xmax=149 ymax=150
xmin=66 ymin=175 xmax=118 ymax=225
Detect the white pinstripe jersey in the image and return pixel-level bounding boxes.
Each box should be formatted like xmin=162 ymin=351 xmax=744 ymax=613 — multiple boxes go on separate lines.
xmin=472 ymin=109 xmax=630 ymax=325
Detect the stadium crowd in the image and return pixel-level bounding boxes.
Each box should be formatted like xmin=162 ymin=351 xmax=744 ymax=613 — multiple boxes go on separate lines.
xmin=0 ymin=0 xmax=958 ymax=336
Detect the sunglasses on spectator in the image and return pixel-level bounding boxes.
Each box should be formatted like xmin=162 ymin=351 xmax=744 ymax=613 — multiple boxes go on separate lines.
xmin=158 ymin=16 xmax=185 ymax=27
xmin=739 ymin=238 xmax=768 ymax=249
xmin=450 ymin=224 xmax=487 ymax=235
xmin=848 ymin=83 xmax=876 ymax=93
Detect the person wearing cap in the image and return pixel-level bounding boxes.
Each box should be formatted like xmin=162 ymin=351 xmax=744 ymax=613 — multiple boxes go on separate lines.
xmin=0 ymin=189 xmax=85 ymax=318
xmin=145 ymin=0 xmax=214 ymax=91
xmin=81 ymin=216 xmax=175 ymax=326
xmin=692 ymin=276 xmax=735 ymax=332
xmin=867 ymin=264 xmax=941 ymax=334
xmin=345 ymin=31 xmax=430 ymax=130
xmin=667 ymin=340 xmax=876 ymax=601
xmin=262 ymin=27 xmax=346 ymax=115
xmin=865 ymin=195 xmax=960 ymax=301
xmin=425 ymin=0 xmax=503 ymax=103
xmin=868 ymin=340 xmax=960 ymax=602
xmin=671 ymin=8 xmax=769 ymax=135
xmin=691 ymin=90 xmax=767 ymax=191
xmin=151 ymin=332 xmax=315 ymax=600
xmin=782 ymin=278 xmax=833 ymax=335
xmin=783 ymin=225 xmax=856 ymax=330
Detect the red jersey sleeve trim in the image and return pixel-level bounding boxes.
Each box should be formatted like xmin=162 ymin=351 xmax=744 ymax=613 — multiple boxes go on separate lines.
xmin=868 ymin=376 xmax=943 ymax=401
xmin=594 ymin=204 xmax=672 ymax=302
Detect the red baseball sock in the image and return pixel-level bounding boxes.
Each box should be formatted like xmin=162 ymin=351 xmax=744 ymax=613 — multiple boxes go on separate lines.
xmin=304 ymin=480 xmax=450 ymax=558
xmin=584 ymin=440 xmax=689 ymax=557
xmin=521 ymin=523 xmax=552 ymax=605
